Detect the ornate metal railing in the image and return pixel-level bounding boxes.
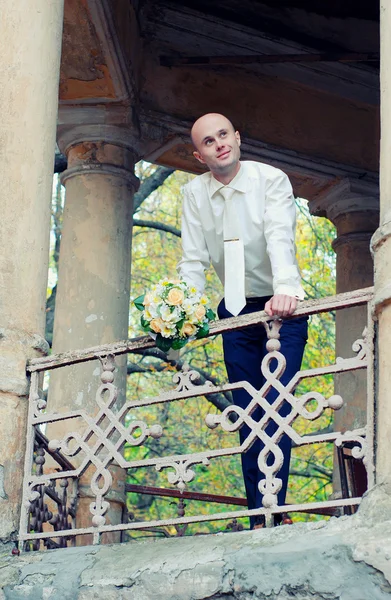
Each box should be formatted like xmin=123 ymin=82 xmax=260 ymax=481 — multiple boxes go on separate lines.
xmin=19 ymin=287 xmax=374 ymax=548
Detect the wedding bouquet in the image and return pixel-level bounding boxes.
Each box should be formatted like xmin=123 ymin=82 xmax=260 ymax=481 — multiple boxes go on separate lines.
xmin=133 ymin=278 xmax=216 ymax=352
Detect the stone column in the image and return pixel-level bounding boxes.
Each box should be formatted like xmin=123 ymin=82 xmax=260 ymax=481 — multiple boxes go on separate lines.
xmin=371 ymin=0 xmax=391 ymax=489
xmin=0 ymin=1 xmax=64 ymax=546
xmin=49 ymin=135 xmax=139 ymax=541
xmin=310 ymin=179 xmax=379 ymax=427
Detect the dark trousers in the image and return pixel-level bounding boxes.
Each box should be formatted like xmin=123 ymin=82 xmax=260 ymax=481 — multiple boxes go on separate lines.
xmin=218 ymin=297 xmax=308 ymax=528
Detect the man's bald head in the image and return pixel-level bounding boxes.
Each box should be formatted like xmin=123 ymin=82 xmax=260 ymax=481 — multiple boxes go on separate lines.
xmin=190 ymin=113 xmax=241 ymax=181
xmin=190 ymin=113 xmax=235 ymax=149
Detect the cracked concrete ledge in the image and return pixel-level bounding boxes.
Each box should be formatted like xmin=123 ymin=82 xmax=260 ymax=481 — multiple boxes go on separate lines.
xmin=2 ymin=486 xmax=391 ymax=599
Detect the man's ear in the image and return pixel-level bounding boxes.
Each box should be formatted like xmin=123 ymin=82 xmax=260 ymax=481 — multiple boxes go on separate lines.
xmin=235 ymin=131 xmax=241 ymax=146
xmin=193 ymin=151 xmax=206 ymax=165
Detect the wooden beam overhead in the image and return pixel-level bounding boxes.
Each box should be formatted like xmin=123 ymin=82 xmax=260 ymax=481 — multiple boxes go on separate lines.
xmin=160 ymin=52 xmax=380 ymax=68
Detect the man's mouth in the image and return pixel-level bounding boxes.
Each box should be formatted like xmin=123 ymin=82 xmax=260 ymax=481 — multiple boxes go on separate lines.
xmin=217 ymin=150 xmax=231 ymax=159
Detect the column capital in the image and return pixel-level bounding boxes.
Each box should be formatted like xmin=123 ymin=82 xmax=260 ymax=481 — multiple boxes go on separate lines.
xmin=332 ymin=231 xmax=375 ymax=252
xmin=308 ymin=177 xmax=379 ymax=224
xmin=57 ymin=113 xmax=171 ymax=164
xmin=60 ymin=140 xmax=140 ymax=191
xmin=57 ymin=124 xmax=143 ymax=158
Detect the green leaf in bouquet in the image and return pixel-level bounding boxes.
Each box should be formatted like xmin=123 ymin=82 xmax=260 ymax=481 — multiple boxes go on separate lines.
xmin=196 ymin=323 xmax=209 ymax=339
xmin=171 ymin=337 xmax=189 ymax=350
xmin=140 ymin=316 xmax=151 ymax=331
xmin=176 ymin=318 xmax=185 ymax=331
xmin=133 ymin=294 xmax=145 ymax=311
xmin=206 ymin=308 xmax=216 ymax=321
xmin=155 ymin=334 xmax=173 ymax=353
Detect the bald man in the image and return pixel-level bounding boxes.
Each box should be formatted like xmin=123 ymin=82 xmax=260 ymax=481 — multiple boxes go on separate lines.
xmin=178 ymin=113 xmax=308 ymax=528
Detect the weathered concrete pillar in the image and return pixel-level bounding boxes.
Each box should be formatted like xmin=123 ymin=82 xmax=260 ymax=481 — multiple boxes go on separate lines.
xmin=310 ymin=180 xmax=379 ymax=428
xmin=371 ymin=1 xmax=391 ymax=489
xmin=49 ymin=135 xmax=139 ymax=541
xmin=0 ymin=1 xmax=64 ymax=546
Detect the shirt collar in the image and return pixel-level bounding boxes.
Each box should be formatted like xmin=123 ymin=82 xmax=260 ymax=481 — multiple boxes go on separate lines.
xmin=208 ymin=162 xmax=247 ymax=198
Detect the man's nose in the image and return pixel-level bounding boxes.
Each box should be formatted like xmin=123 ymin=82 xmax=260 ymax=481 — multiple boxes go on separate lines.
xmin=216 ymin=140 xmax=225 ymax=150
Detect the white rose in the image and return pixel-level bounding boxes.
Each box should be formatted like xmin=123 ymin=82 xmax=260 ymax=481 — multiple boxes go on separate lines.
xmin=160 ymin=305 xmax=181 ymax=323
xmin=147 ymin=303 xmax=159 ymax=318
xmin=182 ymin=299 xmax=197 ymax=318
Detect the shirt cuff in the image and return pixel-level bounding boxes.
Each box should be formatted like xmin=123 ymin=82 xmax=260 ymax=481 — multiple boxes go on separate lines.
xmin=274 ymin=284 xmax=305 ymax=300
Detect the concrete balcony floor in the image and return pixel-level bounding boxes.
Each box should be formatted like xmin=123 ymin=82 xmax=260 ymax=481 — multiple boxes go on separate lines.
xmin=1 ymin=485 xmax=391 ymax=599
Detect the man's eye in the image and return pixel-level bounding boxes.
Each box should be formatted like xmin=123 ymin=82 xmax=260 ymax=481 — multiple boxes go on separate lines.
xmin=205 ymin=139 xmax=213 ymax=145
xmin=220 ymin=131 xmax=227 ymax=137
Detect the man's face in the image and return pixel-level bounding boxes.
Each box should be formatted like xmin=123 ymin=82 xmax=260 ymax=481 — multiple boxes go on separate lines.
xmin=191 ymin=114 xmax=241 ymax=176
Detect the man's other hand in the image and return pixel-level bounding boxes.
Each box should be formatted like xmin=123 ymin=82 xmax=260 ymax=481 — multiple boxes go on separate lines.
xmin=264 ymin=294 xmax=297 ymax=317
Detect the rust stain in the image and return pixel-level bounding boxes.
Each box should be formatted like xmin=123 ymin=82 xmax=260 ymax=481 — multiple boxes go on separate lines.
xmin=61 ymin=0 xmax=117 ymax=100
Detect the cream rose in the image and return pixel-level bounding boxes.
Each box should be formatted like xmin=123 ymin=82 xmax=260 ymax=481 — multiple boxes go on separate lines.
xmin=150 ymin=318 xmax=164 ymax=334
xmin=194 ymin=305 xmax=206 ymax=321
xmin=181 ymin=322 xmax=197 ymax=337
xmin=167 ymin=287 xmax=185 ymax=306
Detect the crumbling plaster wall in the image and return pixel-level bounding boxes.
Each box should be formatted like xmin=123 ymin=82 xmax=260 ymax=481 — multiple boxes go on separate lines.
xmin=1 ymin=485 xmax=391 ymax=599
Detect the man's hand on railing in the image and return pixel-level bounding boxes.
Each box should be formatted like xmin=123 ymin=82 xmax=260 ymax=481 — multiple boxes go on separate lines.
xmin=264 ymin=294 xmax=298 ymax=318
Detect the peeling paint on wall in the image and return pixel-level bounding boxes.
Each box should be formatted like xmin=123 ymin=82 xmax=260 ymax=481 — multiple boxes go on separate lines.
xmin=85 ymin=314 xmax=97 ymax=324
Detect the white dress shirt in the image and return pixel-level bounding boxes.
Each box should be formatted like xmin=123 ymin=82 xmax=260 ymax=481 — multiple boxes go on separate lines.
xmin=178 ymin=160 xmax=305 ymax=300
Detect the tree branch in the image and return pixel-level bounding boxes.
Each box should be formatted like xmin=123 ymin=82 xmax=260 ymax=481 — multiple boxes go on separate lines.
xmin=133 ymin=219 xmax=181 ymax=237
xmin=133 ymin=166 xmax=175 ymax=213
xmin=289 ymin=470 xmax=331 ymax=481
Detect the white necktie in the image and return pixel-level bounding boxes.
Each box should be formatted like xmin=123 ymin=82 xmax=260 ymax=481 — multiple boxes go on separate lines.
xmin=220 ymin=186 xmax=246 ymax=316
